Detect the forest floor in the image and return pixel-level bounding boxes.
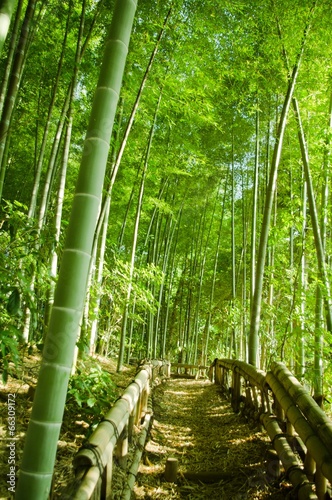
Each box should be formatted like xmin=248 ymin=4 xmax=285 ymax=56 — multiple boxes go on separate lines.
xmin=0 ymin=350 xmax=137 ymax=499
xmin=0 ymin=353 xmax=300 ymax=499
xmin=127 ymin=378 xmax=288 ymax=500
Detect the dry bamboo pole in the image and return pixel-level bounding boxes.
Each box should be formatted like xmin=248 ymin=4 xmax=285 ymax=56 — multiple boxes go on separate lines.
xmin=261 ymin=414 xmax=317 ymax=500
xmin=72 ymin=362 xmax=165 ymax=498
xmin=216 ymin=359 xmax=267 ymax=396
xmin=74 ymin=466 xmax=101 ymax=500
xmin=115 ymin=425 xmax=129 ymax=468
xmin=232 ymin=371 xmax=241 ymax=412
xmin=272 ymin=362 xmax=332 ymax=450
xmin=266 ymin=372 xmax=332 ymax=484
xmin=73 ymin=441 xmax=114 ymax=500
xmin=121 ymin=402 xmax=153 ymax=500
xmin=101 ymin=450 xmax=113 ymax=500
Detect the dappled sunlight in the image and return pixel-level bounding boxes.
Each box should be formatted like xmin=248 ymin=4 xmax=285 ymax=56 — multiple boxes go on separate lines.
xmin=133 ymin=378 xmax=273 ymax=499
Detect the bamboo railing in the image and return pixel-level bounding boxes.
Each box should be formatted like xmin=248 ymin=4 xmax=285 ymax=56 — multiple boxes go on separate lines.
xmin=70 ymin=360 xmax=170 ymax=500
xmin=212 ymin=359 xmax=332 ymax=500
xmin=170 ymin=362 xmax=209 ymax=379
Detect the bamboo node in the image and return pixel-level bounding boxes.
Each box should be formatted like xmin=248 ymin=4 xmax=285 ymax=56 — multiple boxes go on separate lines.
xmin=271 ymin=432 xmax=288 ymax=446
xmin=78 ymin=442 xmax=104 ymax=475
xmin=102 ymin=417 xmax=120 ymax=440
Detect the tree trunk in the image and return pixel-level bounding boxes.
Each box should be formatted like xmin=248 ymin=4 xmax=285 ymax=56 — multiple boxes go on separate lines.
xmin=248 ymin=11 xmax=312 ymax=366
xmin=250 ymin=108 xmax=259 ymax=308
xmin=314 ymin=90 xmax=332 ymax=396
xmin=16 ymin=1 xmax=137 ymax=496
xmin=292 ymin=97 xmax=332 ymax=335
xmin=117 ymin=93 xmax=161 ymax=372
xmin=0 ymin=0 xmax=36 ymax=202
xmin=28 ymin=1 xmax=73 ymax=219
xmin=0 ymin=0 xmax=23 ymax=115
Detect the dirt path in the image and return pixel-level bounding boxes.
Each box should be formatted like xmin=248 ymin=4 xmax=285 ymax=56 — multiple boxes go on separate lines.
xmin=133 ymin=378 xmax=282 ymax=499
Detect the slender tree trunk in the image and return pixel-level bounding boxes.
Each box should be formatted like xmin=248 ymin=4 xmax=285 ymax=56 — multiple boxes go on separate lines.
xmin=28 ymin=1 xmax=73 ymax=219
xmin=17 ymin=2 xmax=137 ymax=496
xmin=314 ymin=90 xmax=332 ymax=396
xmin=292 ymin=97 xmax=332 ymax=334
xmin=117 ymin=166 xmax=141 ymax=247
xmin=231 ymin=134 xmax=237 ymax=358
xmin=193 ymin=197 xmax=215 ymax=363
xmin=0 ymin=0 xmax=23 ymax=115
xmin=202 ymin=177 xmax=228 ymax=364
xmin=297 ymin=175 xmax=307 ymax=377
xmin=248 ymin=13 xmax=312 ymax=366
xmin=162 ymin=204 xmax=182 ymax=358
xmin=250 ymin=108 xmax=259 ymax=307
xmin=101 ymin=6 xmax=172 ymax=212
xmin=153 ymin=215 xmax=176 ymax=357
xmin=117 ymin=93 xmax=161 ymax=372
xmin=0 ymin=0 xmax=36 ymax=202
xmin=89 ymin=106 xmax=124 ymax=355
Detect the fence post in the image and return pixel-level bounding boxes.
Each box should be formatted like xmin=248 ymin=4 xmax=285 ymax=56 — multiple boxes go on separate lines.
xmin=273 ymin=394 xmax=284 ymax=422
xmin=115 ymin=425 xmax=128 ymax=469
xmin=100 ymin=448 xmax=113 ymax=500
xmin=232 ymin=371 xmax=241 ymax=412
xmin=303 ymin=451 xmax=315 ymax=481
xmin=128 ymin=409 xmax=135 ymax=444
xmin=315 ymin=466 xmax=327 ymax=500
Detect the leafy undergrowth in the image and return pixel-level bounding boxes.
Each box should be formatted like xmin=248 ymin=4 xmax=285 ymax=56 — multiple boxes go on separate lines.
xmin=0 ymin=349 xmax=136 ymax=499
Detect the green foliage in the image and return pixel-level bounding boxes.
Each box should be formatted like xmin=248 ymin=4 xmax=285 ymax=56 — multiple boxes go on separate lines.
xmin=0 ymin=201 xmax=52 ymax=344
xmin=1 ymin=0 xmax=332 ymax=385
xmin=95 ymin=254 xmax=163 ymax=344
xmin=66 ymin=361 xmax=118 ymax=430
xmin=0 ymin=325 xmax=21 ymax=383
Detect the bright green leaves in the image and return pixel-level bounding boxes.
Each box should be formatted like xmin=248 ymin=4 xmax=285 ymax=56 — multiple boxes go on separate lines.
xmin=67 ymin=361 xmax=118 ymax=431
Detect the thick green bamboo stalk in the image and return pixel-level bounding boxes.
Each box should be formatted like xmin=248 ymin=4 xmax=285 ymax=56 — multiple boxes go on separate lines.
xmin=16 ymin=1 xmax=137 ymax=497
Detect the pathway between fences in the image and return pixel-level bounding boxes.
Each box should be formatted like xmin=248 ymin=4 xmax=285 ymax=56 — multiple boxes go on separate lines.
xmin=125 ymin=377 xmax=281 ymax=500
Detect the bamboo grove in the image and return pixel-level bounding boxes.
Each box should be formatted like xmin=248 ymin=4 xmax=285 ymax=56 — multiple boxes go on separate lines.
xmin=0 ymin=1 xmax=332 ymax=492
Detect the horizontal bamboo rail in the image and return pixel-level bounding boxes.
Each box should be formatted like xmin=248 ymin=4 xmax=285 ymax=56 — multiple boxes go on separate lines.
xmin=213 ymin=359 xmax=332 ymax=500
xmin=71 ymin=360 xmax=169 ymax=500
xmin=261 ymin=413 xmax=318 ymax=500
xmin=170 ymin=363 xmax=209 ymax=378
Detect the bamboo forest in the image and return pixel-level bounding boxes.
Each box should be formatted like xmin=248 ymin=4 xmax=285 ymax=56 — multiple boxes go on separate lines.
xmin=1 ymin=0 xmax=332 ymax=498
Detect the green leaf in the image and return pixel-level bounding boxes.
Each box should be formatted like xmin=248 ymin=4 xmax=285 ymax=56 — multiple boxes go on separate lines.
xmin=87 ymin=397 xmax=95 ymax=407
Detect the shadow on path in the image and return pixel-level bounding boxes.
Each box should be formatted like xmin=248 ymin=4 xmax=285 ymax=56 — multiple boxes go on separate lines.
xmin=133 ymin=378 xmax=284 ymax=499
